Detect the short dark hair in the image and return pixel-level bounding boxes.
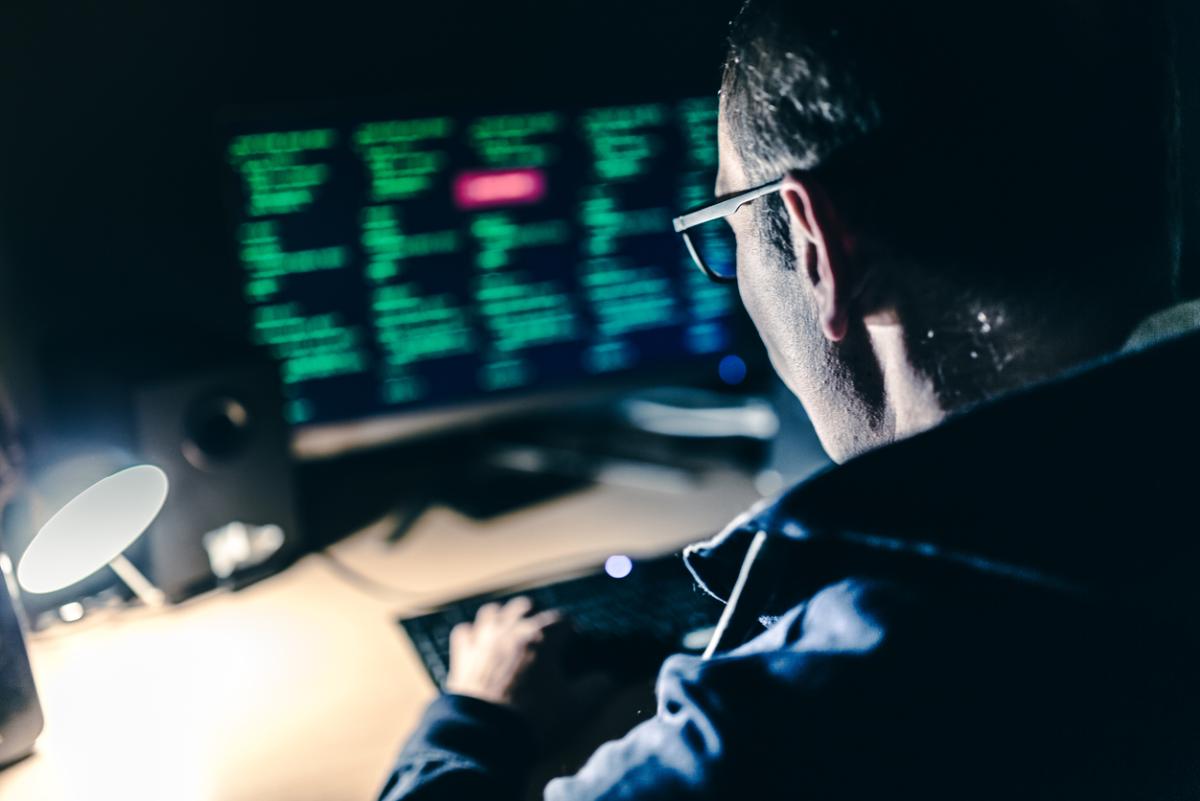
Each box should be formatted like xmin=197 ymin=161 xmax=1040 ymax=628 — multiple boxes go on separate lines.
xmin=723 ymin=0 xmax=1178 ymax=406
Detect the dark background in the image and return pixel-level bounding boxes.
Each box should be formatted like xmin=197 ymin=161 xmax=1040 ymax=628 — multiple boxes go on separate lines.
xmin=0 ymin=0 xmax=1196 ymax=431
xmin=0 ymin=0 xmax=741 ymax=429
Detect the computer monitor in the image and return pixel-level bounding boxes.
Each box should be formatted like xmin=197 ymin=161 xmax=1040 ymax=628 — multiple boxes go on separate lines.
xmin=221 ymin=95 xmax=748 ymax=459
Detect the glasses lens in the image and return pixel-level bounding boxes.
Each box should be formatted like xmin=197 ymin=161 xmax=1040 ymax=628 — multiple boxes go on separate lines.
xmin=686 ymin=220 xmax=737 ymax=280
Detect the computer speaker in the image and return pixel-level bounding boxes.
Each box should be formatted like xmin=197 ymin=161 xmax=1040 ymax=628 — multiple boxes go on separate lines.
xmin=133 ymin=363 xmax=301 ymax=601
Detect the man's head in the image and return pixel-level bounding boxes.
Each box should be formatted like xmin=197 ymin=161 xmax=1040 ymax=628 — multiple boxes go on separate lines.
xmin=718 ymin=0 xmax=1176 ymax=461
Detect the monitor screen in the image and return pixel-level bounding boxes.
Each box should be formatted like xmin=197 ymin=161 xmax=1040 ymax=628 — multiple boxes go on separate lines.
xmin=222 ymin=95 xmax=745 ymax=456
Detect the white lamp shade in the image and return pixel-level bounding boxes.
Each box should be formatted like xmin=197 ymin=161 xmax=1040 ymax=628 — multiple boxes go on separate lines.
xmin=17 ymin=465 xmax=169 ymax=594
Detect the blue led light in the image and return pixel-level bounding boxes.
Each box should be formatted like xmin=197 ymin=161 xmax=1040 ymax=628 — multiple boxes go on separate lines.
xmin=718 ymin=354 xmax=747 ymax=385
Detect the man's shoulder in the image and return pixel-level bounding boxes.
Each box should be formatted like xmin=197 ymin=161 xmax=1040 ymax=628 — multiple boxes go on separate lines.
xmin=675 ymin=570 xmax=1052 ymax=657
xmin=660 ymin=575 xmax=995 ymax=703
xmin=645 ymin=573 xmax=1112 ymax=795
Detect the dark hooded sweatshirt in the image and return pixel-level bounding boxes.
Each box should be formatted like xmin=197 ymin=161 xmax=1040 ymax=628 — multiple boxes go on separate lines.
xmin=379 ymin=326 xmax=1200 ymax=800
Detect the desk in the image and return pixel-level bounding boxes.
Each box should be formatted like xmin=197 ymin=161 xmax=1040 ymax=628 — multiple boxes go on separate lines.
xmin=0 ymin=469 xmax=758 ymax=801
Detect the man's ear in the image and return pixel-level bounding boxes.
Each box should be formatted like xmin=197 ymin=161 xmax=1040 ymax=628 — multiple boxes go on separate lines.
xmin=779 ymin=172 xmax=851 ymax=342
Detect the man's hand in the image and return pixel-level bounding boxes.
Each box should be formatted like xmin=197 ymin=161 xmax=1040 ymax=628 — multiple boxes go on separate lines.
xmin=445 ymin=596 xmax=609 ymax=738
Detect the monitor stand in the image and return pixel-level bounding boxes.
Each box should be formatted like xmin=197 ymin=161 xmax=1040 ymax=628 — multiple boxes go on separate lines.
xmin=384 ymin=439 xmax=707 ymax=541
xmin=380 ymin=450 xmax=593 ymax=542
xmin=439 ymin=459 xmax=593 ymax=520
xmin=305 ymin=388 xmax=774 ymax=547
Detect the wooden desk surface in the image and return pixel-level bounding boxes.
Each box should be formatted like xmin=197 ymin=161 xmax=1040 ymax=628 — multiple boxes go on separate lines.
xmin=0 ymin=469 xmax=758 ymax=801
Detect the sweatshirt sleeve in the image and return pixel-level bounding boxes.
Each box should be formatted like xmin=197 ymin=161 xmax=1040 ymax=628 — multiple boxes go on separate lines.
xmin=382 ymin=578 xmax=943 ymax=801
xmin=377 ymin=694 xmax=540 ymax=801
xmin=541 ymin=580 xmax=903 ymax=801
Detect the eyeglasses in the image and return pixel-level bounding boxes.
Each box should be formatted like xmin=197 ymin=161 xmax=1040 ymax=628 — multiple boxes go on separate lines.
xmin=672 ymin=177 xmax=784 ymax=283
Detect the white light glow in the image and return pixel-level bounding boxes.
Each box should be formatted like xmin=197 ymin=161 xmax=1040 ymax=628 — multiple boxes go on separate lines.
xmin=58 ymin=601 xmax=86 ymax=623
xmin=17 ymin=464 xmax=169 ymax=594
xmin=605 ymin=554 xmax=633 ymax=579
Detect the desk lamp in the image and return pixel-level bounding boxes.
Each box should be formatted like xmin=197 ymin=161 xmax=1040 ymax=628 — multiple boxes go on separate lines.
xmin=16 ymin=464 xmax=170 ymax=605
xmin=0 ymin=464 xmax=169 ymax=767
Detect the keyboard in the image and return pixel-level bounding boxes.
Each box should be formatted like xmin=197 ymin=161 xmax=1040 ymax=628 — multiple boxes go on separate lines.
xmin=398 ymin=552 xmax=723 ymax=687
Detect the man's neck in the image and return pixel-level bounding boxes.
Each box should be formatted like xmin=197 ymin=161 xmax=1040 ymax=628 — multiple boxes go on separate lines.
xmin=865 ymin=297 xmax=1197 ymax=445
xmin=866 ymin=322 xmax=946 ymax=442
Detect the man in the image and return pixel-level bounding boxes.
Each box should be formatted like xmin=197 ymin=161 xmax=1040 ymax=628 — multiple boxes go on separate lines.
xmin=381 ymin=0 xmax=1200 ymax=797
